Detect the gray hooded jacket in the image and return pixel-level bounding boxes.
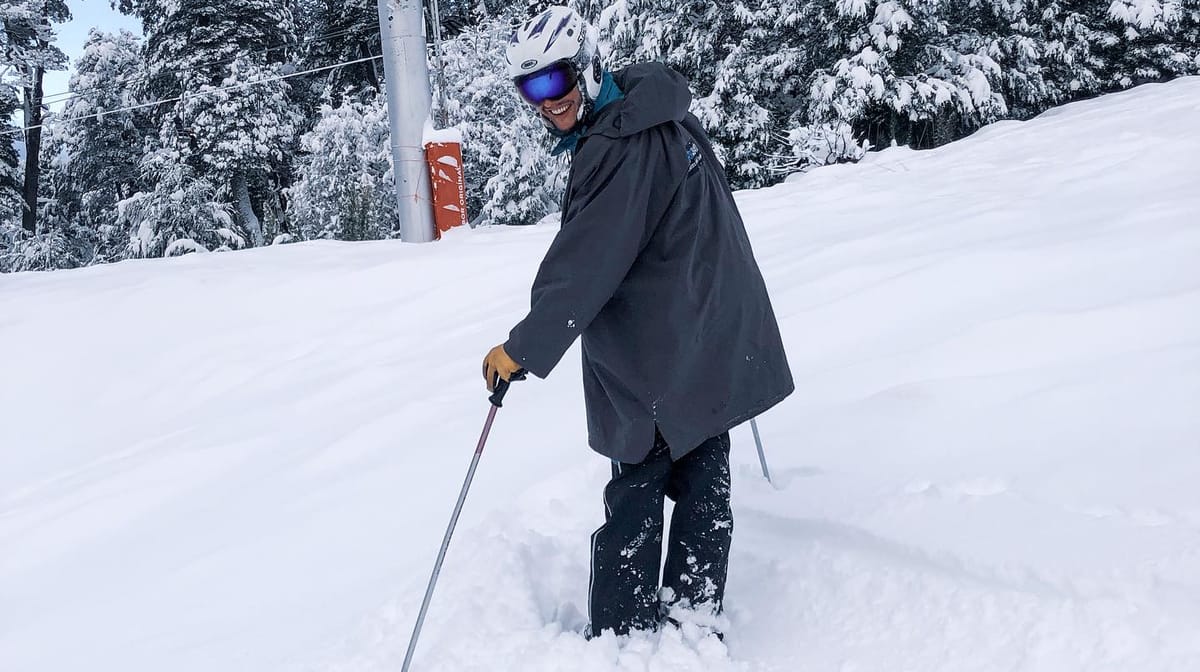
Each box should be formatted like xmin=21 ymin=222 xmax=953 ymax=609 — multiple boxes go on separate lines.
xmin=505 ymin=62 xmax=794 ymax=463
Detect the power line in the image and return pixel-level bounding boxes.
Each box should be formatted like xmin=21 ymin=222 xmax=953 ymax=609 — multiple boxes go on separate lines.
xmin=38 ymin=24 xmax=382 ymax=106
xmin=42 ymin=24 xmax=378 ymax=102
xmin=2 ymin=53 xmax=385 ymax=137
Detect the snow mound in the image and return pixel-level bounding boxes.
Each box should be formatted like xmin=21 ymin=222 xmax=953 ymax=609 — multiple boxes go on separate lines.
xmin=2 ymin=78 xmax=1199 ymax=672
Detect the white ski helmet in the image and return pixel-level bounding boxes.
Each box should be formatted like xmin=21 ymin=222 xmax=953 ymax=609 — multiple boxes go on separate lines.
xmin=506 ymin=6 xmax=603 ymax=104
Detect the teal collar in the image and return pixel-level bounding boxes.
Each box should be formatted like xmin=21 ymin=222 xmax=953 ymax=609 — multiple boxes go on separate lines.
xmin=551 ymin=71 xmax=623 ymax=157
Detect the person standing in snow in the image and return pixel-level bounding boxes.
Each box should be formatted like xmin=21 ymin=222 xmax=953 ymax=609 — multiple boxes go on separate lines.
xmin=482 ymin=6 xmax=793 ymax=639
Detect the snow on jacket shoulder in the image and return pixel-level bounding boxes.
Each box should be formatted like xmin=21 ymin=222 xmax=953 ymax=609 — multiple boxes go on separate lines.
xmin=505 ymin=62 xmax=794 ymax=463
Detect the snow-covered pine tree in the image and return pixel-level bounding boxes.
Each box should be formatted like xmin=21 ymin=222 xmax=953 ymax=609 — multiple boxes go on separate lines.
xmin=0 ymin=106 xmax=22 ymax=269
xmin=124 ymin=0 xmax=301 ymax=254
xmin=597 ymin=0 xmax=785 ymax=187
xmin=1 ymin=0 xmax=70 ymax=236
xmin=482 ymin=126 xmax=564 ymax=226
xmin=685 ymin=0 xmax=821 ymax=187
xmin=519 ymin=0 xmax=563 ymax=17
xmin=0 ymin=7 xmax=26 ymax=234
xmin=42 ymin=29 xmax=149 ymax=264
xmin=974 ymin=1 xmax=1197 ymax=117
xmin=1032 ymin=1 xmax=1115 ymax=103
xmin=11 ymin=123 xmax=96 ymax=272
xmin=785 ymin=0 xmax=1197 ymax=171
xmin=295 ymin=0 xmax=382 ymax=108
xmin=288 ymin=96 xmax=397 ymax=241
xmin=120 ymin=153 xmax=238 ymax=258
xmin=179 ymin=56 xmax=301 ymax=247
xmin=434 ymin=0 xmax=482 ymax=35
xmin=802 ymin=1 xmax=1008 ymax=156
xmin=734 ymin=0 xmax=863 ymax=172
xmin=748 ymin=0 xmax=820 ymax=122
xmin=0 ymin=122 xmax=27 ymax=270
xmin=935 ymin=0 xmax=1048 ymax=120
xmin=573 ymin=0 xmax=610 ymax=22
xmin=0 ymin=81 xmax=21 ymax=229
xmin=1106 ymin=0 xmax=1200 ymax=87
xmin=600 ymin=0 xmax=739 ymax=93
xmin=690 ymin=44 xmax=777 ymax=188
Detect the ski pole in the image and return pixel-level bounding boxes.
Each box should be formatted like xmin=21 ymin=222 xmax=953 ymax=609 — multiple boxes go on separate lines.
xmin=750 ymin=417 xmax=772 ymax=485
xmin=401 ymin=370 xmax=526 ymax=672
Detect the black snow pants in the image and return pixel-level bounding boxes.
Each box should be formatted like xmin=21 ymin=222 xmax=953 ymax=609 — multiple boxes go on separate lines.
xmin=588 ymin=430 xmax=733 ymax=637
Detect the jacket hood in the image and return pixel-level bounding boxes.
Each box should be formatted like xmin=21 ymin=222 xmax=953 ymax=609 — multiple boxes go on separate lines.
xmin=586 ymin=62 xmax=692 ymax=139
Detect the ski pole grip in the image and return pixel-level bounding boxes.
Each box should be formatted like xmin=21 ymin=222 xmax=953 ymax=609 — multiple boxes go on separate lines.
xmin=489 ymin=369 xmax=527 ymax=408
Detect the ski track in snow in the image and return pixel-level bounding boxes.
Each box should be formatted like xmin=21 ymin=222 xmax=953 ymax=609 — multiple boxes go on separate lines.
xmin=2 ymin=79 xmax=1200 ymax=671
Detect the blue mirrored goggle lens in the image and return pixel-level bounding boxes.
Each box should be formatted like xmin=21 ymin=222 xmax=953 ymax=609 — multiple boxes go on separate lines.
xmin=515 ymin=63 xmax=577 ymax=106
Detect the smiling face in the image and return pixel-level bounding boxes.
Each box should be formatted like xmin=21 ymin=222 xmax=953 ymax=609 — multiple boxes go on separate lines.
xmin=538 ymin=85 xmax=584 ymax=133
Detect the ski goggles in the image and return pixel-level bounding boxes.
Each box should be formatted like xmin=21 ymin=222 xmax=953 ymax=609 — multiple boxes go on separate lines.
xmin=514 ymin=61 xmax=578 ymax=106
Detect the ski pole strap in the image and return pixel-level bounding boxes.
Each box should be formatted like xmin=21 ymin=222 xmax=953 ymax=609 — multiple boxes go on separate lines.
xmin=489 ymin=369 xmax=527 ymax=407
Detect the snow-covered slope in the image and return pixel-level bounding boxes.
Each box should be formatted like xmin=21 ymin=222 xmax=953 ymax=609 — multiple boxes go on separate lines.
xmin=3 ymin=79 xmax=1199 ymax=672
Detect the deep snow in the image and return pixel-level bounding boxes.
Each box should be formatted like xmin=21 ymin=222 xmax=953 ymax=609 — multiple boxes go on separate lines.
xmin=2 ymin=78 xmax=1199 ymax=672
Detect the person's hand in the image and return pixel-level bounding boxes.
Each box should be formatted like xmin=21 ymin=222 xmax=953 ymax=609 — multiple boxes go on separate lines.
xmin=482 ymin=344 xmax=522 ymax=392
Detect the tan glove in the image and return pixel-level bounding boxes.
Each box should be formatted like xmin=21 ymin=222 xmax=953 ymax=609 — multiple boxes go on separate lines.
xmin=482 ymin=344 xmax=522 ymax=392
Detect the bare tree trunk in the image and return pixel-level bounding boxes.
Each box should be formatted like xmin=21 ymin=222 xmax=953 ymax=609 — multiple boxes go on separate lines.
xmin=21 ymin=65 xmax=45 ymax=234
xmin=234 ymin=168 xmax=264 ymax=247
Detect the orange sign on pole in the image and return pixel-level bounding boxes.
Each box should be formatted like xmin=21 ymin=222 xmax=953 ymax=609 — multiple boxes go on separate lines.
xmin=424 ymin=141 xmax=468 ymax=239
